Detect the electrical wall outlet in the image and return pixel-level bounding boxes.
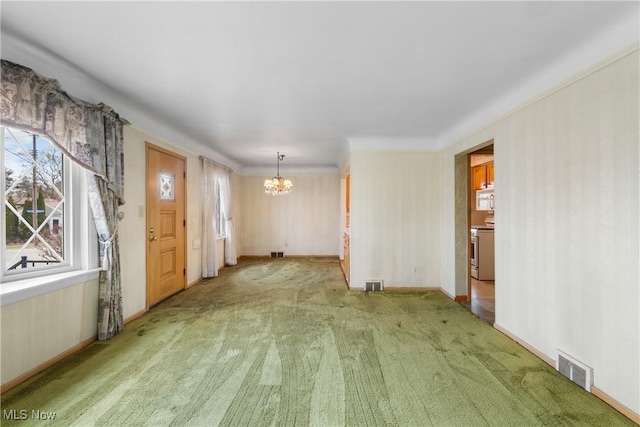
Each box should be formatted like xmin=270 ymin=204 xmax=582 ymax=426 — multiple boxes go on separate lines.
xmin=193 ymin=239 xmax=201 ymax=249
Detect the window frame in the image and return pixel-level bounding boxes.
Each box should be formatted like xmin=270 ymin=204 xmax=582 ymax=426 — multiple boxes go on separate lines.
xmin=1 ymin=126 xmax=99 ymax=286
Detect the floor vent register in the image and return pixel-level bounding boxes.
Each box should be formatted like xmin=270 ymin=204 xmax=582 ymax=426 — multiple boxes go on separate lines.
xmin=365 ymin=280 xmax=384 ymax=291
xmin=557 ymin=350 xmax=593 ymax=392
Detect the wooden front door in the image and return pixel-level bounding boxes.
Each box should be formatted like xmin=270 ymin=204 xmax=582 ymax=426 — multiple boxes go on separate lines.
xmin=146 ymin=143 xmax=186 ymax=307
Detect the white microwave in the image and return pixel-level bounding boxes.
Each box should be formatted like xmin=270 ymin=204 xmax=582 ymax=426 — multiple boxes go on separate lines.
xmin=476 ymin=189 xmax=494 ymax=211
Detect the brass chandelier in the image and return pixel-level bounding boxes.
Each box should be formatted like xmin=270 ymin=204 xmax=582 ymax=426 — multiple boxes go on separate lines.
xmin=264 ymin=152 xmax=293 ymax=195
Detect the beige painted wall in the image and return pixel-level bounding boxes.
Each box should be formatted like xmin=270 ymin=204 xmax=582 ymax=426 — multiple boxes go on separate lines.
xmin=350 ymin=151 xmax=441 ymax=289
xmin=120 ymin=126 xmax=204 ymax=318
xmin=1 ymin=279 xmax=99 ymax=384
xmin=240 ymin=175 xmax=340 ymax=256
xmin=440 ymin=49 xmax=639 ymax=413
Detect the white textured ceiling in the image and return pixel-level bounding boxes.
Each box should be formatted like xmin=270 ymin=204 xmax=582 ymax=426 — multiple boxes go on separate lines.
xmin=1 ymin=1 xmax=638 ymax=172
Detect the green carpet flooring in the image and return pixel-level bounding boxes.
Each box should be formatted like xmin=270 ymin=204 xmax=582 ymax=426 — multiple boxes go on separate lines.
xmin=1 ymin=257 xmax=633 ymax=426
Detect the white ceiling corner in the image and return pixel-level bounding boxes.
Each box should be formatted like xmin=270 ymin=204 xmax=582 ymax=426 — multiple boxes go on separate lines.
xmin=0 ymin=1 xmax=637 ymax=171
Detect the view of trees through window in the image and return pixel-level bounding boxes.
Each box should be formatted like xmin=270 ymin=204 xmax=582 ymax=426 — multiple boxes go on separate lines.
xmin=3 ymin=127 xmax=65 ymax=272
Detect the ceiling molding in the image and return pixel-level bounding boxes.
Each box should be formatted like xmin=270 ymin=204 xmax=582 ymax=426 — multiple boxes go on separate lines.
xmin=348 ymin=137 xmax=439 ymax=153
xmin=436 ymin=11 xmax=640 ymax=150
xmin=1 ymin=30 xmax=242 ymax=171
xmin=239 ymin=165 xmax=339 ymax=176
xmin=2 ymin=2 xmax=637 ymax=171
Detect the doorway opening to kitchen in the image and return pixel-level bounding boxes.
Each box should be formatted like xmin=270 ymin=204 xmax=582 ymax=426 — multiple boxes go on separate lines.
xmin=467 ymin=143 xmax=495 ymax=323
xmin=454 ymin=141 xmax=495 ymax=324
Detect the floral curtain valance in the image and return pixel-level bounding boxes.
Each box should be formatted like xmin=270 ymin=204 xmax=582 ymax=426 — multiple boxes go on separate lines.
xmin=1 ymin=59 xmax=128 ymax=204
xmin=2 ymin=59 xmax=127 ymax=340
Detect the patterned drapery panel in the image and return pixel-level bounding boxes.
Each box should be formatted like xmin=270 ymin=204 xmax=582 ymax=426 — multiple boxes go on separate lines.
xmin=87 ymin=173 xmax=124 ymax=340
xmin=0 ymin=59 xmax=56 ymax=129
xmin=1 ymin=59 xmax=126 ymax=340
xmin=1 ymin=59 xmax=127 ymax=204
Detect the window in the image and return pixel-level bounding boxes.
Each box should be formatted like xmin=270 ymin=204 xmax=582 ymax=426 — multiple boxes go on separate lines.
xmin=215 ymin=181 xmax=224 ymax=237
xmin=1 ymin=127 xmax=97 ymax=283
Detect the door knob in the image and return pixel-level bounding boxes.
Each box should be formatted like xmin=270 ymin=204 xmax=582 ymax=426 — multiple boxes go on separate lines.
xmin=149 ymin=236 xmax=157 ymax=241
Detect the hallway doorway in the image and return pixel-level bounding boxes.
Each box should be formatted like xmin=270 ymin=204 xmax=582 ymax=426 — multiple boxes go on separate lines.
xmin=454 ymin=141 xmax=495 ymax=324
xmin=462 ymin=278 xmax=495 ymax=323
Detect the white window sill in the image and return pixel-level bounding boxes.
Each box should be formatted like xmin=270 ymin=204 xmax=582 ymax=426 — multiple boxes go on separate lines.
xmin=1 ymin=268 xmax=101 ymax=307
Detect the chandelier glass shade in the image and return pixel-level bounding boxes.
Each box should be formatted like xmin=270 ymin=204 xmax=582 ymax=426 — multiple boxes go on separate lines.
xmin=264 ymin=152 xmax=293 ymax=195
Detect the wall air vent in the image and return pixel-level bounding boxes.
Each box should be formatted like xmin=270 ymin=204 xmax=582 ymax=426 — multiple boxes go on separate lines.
xmin=365 ymin=280 xmax=384 ymax=292
xmin=270 ymin=252 xmax=284 ymax=258
xmin=557 ymin=350 xmax=593 ymax=392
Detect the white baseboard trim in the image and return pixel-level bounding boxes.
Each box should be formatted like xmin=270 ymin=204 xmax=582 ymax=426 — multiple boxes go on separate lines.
xmin=493 ymin=323 xmax=640 ymax=424
xmin=592 ymin=386 xmax=640 ymax=424
xmin=124 ymin=308 xmax=148 ymax=325
xmin=1 ymin=336 xmax=96 ymax=394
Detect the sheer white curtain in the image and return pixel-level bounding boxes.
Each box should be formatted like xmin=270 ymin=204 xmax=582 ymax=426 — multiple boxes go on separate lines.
xmin=201 ymin=159 xmax=220 ymax=277
xmin=219 ymin=170 xmax=237 ymax=266
xmin=202 ymin=158 xmax=236 ymax=276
